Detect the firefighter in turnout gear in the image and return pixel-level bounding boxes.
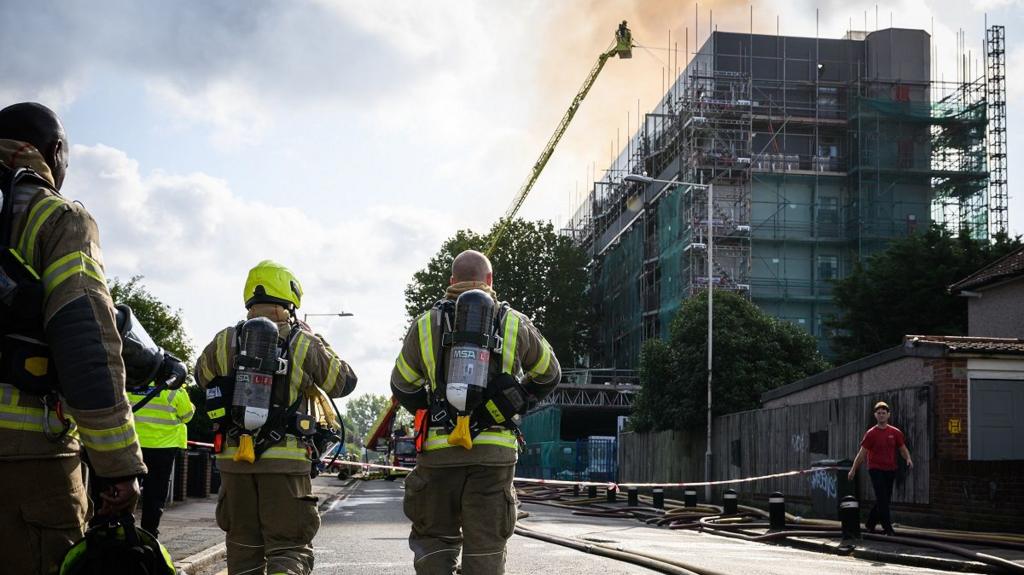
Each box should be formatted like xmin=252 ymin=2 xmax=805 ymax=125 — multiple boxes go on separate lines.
xmin=196 ymin=260 xmax=357 ymax=575
xmin=391 ymin=250 xmax=561 ymax=575
xmin=0 ymin=103 xmax=146 ymax=575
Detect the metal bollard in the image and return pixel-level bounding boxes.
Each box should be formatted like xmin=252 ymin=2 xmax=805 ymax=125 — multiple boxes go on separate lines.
xmin=684 ymin=488 xmax=698 ymax=508
xmin=840 ymin=495 xmax=861 ymax=539
xmin=723 ymin=489 xmax=738 ymax=515
xmin=573 ymin=484 xmax=580 ymax=497
xmin=606 ymin=487 xmax=617 ymax=503
xmin=588 ymin=485 xmax=597 ymax=498
xmin=627 ymin=487 xmax=638 ymax=507
xmin=653 ymin=488 xmax=665 ymax=509
xmin=769 ymin=492 xmax=786 ymax=531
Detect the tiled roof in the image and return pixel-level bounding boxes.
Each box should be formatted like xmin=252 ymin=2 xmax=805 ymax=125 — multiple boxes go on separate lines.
xmin=904 ymin=334 xmax=1024 ymax=354
xmin=949 ymin=246 xmax=1024 ymax=293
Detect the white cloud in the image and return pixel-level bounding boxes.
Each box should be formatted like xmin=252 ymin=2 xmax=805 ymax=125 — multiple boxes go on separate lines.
xmin=971 ymin=0 xmax=1022 ymax=9
xmin=63 ymin=143 xmax=455 ymax=402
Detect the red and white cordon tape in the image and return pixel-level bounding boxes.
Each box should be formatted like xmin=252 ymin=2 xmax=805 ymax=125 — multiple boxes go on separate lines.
xmin=321 ymin=459 xmax=841 ymax=491
xmin=616 ymin=466 xmax=841 ymax=489
xmin=325 ymin=459 xmax=415 ymax=473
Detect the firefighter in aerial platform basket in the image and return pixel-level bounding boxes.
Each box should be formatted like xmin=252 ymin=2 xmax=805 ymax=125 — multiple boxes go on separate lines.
xmin=392 ymin=249 xmax=561 ymax=575
xmin=195 ymin=260 xmax=357 ymax=575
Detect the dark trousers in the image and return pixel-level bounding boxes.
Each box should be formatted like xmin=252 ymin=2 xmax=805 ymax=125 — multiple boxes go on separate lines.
xmin=140 ymin=447 xmax=179 ymax=537
xmin=867 ymin=468 xmax=896 ymax=531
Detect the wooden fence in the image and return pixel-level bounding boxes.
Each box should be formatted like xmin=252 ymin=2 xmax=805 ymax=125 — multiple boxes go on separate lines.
xmin=618 ymin=430 xmax=704 ymax=485
xmin=619 ymin=385 xmax=931 ymax=504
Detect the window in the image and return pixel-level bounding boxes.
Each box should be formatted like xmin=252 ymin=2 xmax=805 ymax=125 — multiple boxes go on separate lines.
xmin=817 ymin=255 xmax=839 ymax=281
xmin=817 ymin=196 xmax=840 ymax=238
xmin=970 ymin=379 xmax=1024 ymax=460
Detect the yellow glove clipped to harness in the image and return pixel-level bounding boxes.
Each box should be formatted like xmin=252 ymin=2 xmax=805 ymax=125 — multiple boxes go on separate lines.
xmin=234 ymin=433 xmax=256 ymax=463
xmin=448 ymin=415 xmax=473 ymax=449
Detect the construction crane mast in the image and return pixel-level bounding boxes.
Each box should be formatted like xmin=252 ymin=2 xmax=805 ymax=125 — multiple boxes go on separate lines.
xmin=485 ymin=22 xmax=634 ymax=255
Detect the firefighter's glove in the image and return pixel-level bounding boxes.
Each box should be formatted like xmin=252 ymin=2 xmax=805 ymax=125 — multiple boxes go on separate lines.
xmin=474 ymin=373 xmax=530 ymax=428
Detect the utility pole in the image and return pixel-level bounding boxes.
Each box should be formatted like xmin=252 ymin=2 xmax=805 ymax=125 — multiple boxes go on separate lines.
xmin=705 ymin=175 xmax=714 ymax=502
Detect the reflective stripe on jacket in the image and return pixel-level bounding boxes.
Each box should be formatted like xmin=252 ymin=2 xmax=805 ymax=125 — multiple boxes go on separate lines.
xmin=390 ymin=298 xmax=560 ymax=466
xmin=128 ymin=388 xmax=194 ymax=449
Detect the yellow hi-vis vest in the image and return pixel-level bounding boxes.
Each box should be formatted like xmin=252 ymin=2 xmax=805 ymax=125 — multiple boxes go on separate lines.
xmin=128 ymin=388 xmax=194 ymax=449
xmin=413 ymin=307 xmax=525 ymax=452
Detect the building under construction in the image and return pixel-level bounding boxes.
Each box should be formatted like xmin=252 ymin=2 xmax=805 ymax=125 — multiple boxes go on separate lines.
xmin=565 ymin=26 xmax=1008 ymax=367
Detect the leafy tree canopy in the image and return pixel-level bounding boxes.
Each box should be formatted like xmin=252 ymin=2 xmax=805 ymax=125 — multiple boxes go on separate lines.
xmin=828 ymin=226 xmax=1022 ymax=363
xmin=109 ymin=276 xmax=193 ymax=368
xmin=107 ymin=276 xmax=204 ymax=438
xmin=631 ymin=290 xmax=828 ymax=432
xmin=405 ymin=218 xmax=591 ymax=365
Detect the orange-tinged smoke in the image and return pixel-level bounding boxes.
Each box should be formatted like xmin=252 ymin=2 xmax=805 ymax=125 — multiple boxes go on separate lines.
xmin=529 ymin=0 xmax=752 ymax=207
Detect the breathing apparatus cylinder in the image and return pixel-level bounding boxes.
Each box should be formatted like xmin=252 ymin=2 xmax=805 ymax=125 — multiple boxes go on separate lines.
xmin=445 ymin=289 xmax=494 ymax=449
xmin=231 ymin=317 xmax=281 ymax=463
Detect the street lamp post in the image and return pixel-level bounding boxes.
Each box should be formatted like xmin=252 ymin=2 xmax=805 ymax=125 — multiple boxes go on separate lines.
xmin=303 ymin=311 xmax=354 ymax=323
xmin=624 ymin=173 xmax=714 ymax=499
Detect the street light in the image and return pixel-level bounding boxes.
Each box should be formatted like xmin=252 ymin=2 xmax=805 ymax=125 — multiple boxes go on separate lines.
xmin=303 ymin=311 xmax=354 ymax=322
xmin=624 ymin=173 xmax=715 ymax=500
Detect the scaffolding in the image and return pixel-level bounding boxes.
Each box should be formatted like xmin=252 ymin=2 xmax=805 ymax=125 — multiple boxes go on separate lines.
xmin=986 ymin=25 xmax=1008 ymax=236
xmin=563 ymin=27 xmax=999 ymax=367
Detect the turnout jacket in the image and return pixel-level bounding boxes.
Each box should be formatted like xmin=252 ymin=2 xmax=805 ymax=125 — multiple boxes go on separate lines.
xmin=391 ymin=286 xmax=561 ymax=467
xmin=0 ymin=139 xmax=146 ymax=479
xmin=195 ymin=305 xmax=357 ymax=474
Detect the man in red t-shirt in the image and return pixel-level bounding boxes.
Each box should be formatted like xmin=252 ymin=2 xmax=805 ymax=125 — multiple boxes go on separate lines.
xmin=848 ymin=401 xmax=914 ymax=534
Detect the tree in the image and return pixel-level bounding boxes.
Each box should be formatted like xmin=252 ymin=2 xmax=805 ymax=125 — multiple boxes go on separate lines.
xmin=107 ymin=276 xmax=205 ymax=439
xmin=630 ymin=290 xmax=828 ymax=432
xmin=109 ymin=276 xmax=193 ymax=367
xmin=344 ymin=393 xmax=391 ymax=446
xmin=405 ymin=218 xmax=592 ymax=365
xmin=828 ymin=226 xmax=1022 ymax=363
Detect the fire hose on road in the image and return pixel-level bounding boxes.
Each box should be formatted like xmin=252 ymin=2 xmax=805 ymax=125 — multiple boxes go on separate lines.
xmin=515 ymin=482 xmax=1024 ymax=574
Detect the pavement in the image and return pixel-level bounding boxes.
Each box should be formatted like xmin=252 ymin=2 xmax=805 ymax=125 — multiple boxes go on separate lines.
xmin=165 ymin=476 xmax=1021 ymax=575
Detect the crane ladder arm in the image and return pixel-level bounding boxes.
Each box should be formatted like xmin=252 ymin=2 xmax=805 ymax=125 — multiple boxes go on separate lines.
xmin=485 ymin=47 xmax=618 ymax=255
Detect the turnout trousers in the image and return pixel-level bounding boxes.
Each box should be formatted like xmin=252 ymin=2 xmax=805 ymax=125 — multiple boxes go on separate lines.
xmin=0 ymin=457 xmax=90 ymax=575
xmin=403 ymin=464 xmax=518 ymax=575
xmin=216 ymin=471 xmax=320 ymax=575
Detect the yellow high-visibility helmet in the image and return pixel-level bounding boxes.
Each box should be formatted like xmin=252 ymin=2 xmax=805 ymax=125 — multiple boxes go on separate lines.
xmin=243 ymin=260 xmax=303 ymax=310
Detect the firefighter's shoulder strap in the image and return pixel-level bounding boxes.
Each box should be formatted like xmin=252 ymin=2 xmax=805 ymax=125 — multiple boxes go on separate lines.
xmin=0 ymin=165 xmax=56 ymax=251
xmin=0 ymin=165 xmax=63 ymax=399
xmin=435 ymin=298 xmax=510 ymax=352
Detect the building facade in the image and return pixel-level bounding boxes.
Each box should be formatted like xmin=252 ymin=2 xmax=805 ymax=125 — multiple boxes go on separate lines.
xmin=565 ymin=27 xmax=1005 ymax=367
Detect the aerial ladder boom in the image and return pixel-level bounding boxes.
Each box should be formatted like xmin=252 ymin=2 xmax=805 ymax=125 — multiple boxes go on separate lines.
xmin=485 ymin=22 xmax=633 ymax=255
xmin=377 ymin=24 xmax=634 ymax=434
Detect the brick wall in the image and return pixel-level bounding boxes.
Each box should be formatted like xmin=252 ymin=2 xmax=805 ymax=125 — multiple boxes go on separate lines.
xmin=930 ymin=358 xmax=968 ymax=460
xmin=929 ymin=460 xmax=1024 ymax=531
xmin=925 ymin=358 xmax=1024 ymax=532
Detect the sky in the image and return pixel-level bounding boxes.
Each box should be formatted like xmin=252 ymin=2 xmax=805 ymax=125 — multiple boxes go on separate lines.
xmin=1 ymin=0 xmax=1021 ymax=404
